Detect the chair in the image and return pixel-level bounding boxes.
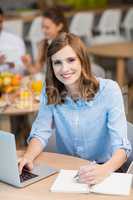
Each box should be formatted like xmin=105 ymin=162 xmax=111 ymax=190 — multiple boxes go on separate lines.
xmin=121 ymin=8 xmax=133 ymax=41
xmin=122 ymin=86 xmax=128 ymax=116
xmin=26 ymin=16 xmax=44 ymax=60
xmin=127 ymin=122 xmax=133 ymax=161
xmin=121 ymin=122 xmax=133 ymax=172
xmin=89 ymin=34 xmax=126 ymax=79
xmin=94 ymin=9 xmax=122 ymax=35
xmin=91 ymin=34 xmax=127 ymax=45
xmin=3 ymin=19 xmax=24 ymax=38
xmin=69 ymin=12 xmax=94 ymax=45
xmin=91 ymin=62 xmax=105 ymax=78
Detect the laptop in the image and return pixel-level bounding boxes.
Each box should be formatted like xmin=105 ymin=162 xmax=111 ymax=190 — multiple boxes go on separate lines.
xmin=0 ymin=131 xmax=58 ymax=187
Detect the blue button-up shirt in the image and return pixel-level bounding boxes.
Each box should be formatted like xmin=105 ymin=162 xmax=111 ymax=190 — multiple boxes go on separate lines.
xmin=28 ymin=78 xmax=131 ymax=163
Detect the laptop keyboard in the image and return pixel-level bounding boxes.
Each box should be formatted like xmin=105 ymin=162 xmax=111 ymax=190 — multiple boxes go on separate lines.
xmin=20 ymin=168 xmax=38 ymax=183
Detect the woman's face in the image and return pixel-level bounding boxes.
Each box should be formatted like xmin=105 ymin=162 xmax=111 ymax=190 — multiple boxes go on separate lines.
xmin=42 ymin=17 xmax=62 ymax=40
xmin=52 ymin=45 xmax=82 ymax=92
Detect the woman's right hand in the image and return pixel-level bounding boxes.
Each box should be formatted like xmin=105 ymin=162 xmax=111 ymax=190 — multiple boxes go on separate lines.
xmin=21 ymin=54 xmax=32 ymax=69
xmin=18 ymin=156 xmax=34 ymax=175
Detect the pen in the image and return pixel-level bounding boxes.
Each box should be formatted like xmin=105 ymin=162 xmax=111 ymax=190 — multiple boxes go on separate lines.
xmin=73 ymin=160 xmax=96 ymax=181
xmin=73 ymin=172 xmax=79 ymax=180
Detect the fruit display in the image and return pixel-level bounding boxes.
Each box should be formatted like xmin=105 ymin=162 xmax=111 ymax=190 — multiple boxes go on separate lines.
xmin=0 ymin=72 xmax=22 ymax=93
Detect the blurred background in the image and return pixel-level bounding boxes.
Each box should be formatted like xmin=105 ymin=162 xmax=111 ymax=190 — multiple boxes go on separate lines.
xmin=0 ymin=0 xmax=133 ymax=148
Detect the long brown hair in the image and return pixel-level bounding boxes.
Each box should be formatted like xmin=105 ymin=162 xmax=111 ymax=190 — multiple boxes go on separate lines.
xmin=39 ymin=6 xmax=68 ymax=65
xmin=46 ymin=32 xmax=99 ymax=105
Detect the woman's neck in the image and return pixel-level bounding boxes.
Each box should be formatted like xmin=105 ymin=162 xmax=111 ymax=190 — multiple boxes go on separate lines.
xmin=66 ymin=84 xmax=81 ymax=100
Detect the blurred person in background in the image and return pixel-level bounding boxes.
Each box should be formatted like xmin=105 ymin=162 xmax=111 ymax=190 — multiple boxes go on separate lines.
xmin=22 ymin=6 xmax=68 ymax=75
xmin=0 ymin=7 xmax=26 ymax=75
xmin=22 ymin=6 xmax=105 ymax=79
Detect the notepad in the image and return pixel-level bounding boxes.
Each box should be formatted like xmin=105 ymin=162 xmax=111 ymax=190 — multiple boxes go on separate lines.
xmin=51 ymin=169 xmax=133 ymax=196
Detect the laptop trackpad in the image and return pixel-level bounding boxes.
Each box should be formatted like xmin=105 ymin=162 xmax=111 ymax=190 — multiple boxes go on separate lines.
xmin=32 ymin=164 xmax=57 ymax=177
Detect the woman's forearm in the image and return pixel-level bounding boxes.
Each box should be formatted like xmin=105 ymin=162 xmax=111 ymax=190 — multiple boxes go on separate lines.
xmin=103 ymin=149 xmax=127 ymax=173
xmin=23 ymin=138 xmax=44 ymax=162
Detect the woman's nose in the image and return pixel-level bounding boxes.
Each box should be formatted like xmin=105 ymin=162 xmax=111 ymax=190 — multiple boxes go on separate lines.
xmin=61 ymin=61 xmax=70 ymax=72
xmin=61 ymin=63 xmax=69 ymax=73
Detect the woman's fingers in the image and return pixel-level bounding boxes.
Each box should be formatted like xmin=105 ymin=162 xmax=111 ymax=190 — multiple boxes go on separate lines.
xmin=78 ymin=164 xmax=96 ymax=184
xmin=18 ymin=158 xmax=27 ymax=174
xmin=27 ymin=162 xmax=34 ymax=171
xmin=18 ymin=157 xmax=33 ymax=175
xmin=78 ymin=163 xmax=110 ymax=185
xmin=79 ymin=163 xmax=96 ymax=176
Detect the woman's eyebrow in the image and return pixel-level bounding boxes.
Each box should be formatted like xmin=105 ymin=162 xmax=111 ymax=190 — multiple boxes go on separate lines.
xmin=52 ymin=56 xmax=77 ymax=62
xmin=52 ymin=59 xmax=62 ymax=62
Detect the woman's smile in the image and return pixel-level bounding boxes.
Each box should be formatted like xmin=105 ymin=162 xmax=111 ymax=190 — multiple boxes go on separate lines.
xmin=61 ymin=72 xmax=75 ymax=79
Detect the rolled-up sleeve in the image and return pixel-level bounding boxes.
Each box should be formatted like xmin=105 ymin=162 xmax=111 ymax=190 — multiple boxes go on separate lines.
xmin=106 ymin=81 xmax=132 ymax=157
xmin=27 ymin=87 xmax=53 ymax=148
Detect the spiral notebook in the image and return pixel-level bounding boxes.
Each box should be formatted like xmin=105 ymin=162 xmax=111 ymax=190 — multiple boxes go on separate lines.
xmin=51 ymin=169 xmax=132 ymax=196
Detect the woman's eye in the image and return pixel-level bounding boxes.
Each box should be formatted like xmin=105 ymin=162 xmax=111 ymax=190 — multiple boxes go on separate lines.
xmin=67 ymin=57 xmax=76 ymax=63
xmin=53 ymin=60 xmax=62 ymax=65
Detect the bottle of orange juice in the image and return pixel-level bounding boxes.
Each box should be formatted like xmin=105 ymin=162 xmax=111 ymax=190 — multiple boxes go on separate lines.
xmin=18 ymin=86 xmax=33 ymax=109
xmin=31 ymin=80 xmax=43 ymax=96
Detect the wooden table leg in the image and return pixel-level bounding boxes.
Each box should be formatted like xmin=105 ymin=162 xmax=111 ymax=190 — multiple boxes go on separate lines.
xmin=116 ymin=58 xmax=126 ymax=88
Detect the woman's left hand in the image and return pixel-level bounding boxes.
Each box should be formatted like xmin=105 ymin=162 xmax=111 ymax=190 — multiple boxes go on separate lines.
xmin=78 ymin=162 xmax=111 ymax=185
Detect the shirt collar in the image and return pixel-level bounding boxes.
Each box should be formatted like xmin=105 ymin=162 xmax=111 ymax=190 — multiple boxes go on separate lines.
xmin=64 ymin=78 xmax=107 ymax=108
xmin=65 ymin=96 xmax=94 ymax=108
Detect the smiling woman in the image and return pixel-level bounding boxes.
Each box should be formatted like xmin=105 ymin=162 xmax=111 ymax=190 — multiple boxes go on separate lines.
xmin=19 ymin=33 xmax=131 ymax=186
xmin=46 ymin=33 xmax=98 ymax=104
